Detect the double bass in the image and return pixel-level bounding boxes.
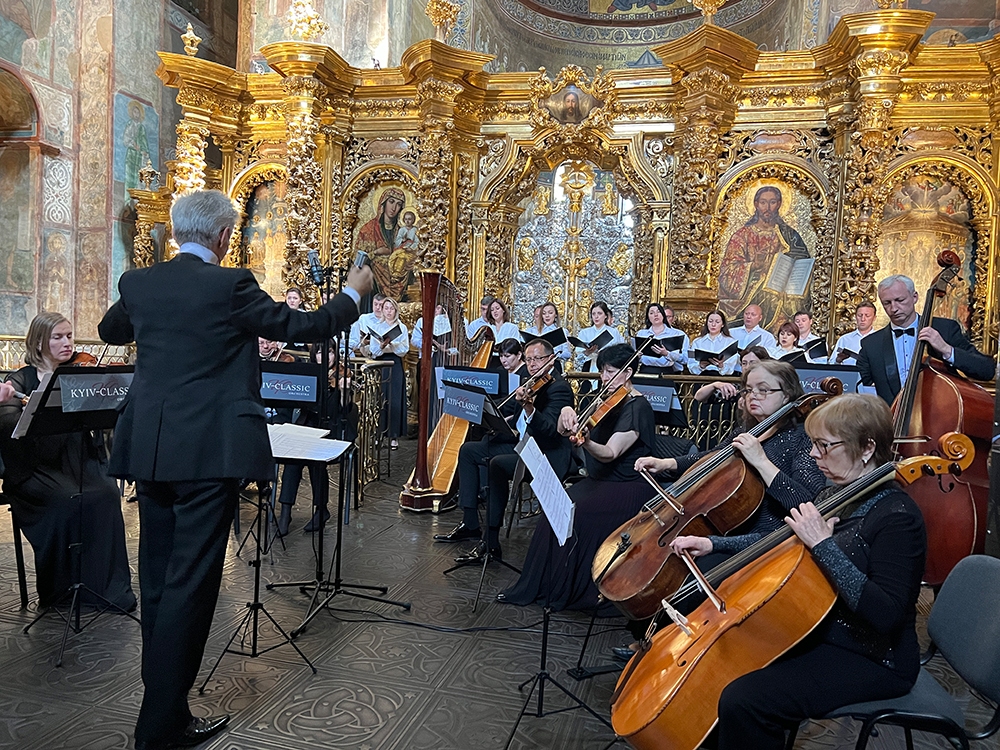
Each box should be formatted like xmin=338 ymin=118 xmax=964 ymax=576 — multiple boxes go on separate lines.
xmin=891 ymin=251 xmax=994 ymax=585
xmin=609 ymin=434 xmax=975 ymax=750
xmin=594 ymin=379 xmax=842 ymax=621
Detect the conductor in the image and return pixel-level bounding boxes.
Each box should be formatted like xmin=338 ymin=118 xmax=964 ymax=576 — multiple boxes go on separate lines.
xmin=98 ymin=189 xmax=373 ymax=750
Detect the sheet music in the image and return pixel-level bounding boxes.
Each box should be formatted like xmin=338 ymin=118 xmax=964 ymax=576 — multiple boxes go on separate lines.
xmin=516 ymin=436 xmax=575 ymax=546
xmin=267 ymin=423 xmax=349 ymax=462
xmin=12 ymin=371 xmax=52 ymax=439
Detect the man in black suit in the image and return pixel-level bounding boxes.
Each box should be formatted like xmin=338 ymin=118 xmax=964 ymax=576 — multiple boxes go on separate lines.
xmin=857 ymin=274 xmax=995 ymax=405
xmin=98 ymin=189 xmax=373 ymax=750
xmin=434 ymin=338 xmax=574 ymax=562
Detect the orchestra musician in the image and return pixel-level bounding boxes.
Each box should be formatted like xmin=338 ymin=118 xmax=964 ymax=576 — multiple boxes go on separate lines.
xmin=435 ymin=338 xmax=573 ymax=563
xmin=97 ymin=189 xmax=372 ymax=750
xmin=714 ymin=395 xmax=926 ymax=750
xmin=634 ymin=303 xmax=688 ymax=375
xmin=693 ymin=346 xmax=770 ymax=403
xmin=0 ymin=312 xmax=136 ymax=613
xmin=498 ymin=343 xmax=656 ymax=611
xmin=638 ymin=360 xmax=826 ymax=593
xmin=857 ymin=274 xmax=995 ymax=405
xmin=688 ymin=310 xmax=739 ymax=376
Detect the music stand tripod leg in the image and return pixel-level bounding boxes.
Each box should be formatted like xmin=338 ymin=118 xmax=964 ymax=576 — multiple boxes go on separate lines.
xmin=503 ymin=607 xmax=614 ymax=750
xmin=199 ymin=468 xmax=315 ymax=693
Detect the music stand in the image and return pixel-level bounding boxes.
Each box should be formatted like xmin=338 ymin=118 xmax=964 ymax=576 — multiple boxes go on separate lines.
xmin=18 ymin=366 xmax=141 ymax=666
xmin=439 ymin=381 xmax=521 ymax=611
xmin=199 ymin=462 xmax=316 ymax=691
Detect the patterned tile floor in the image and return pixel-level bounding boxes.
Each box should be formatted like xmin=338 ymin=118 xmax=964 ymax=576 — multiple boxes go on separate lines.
xmin=0 ymin=441 xmax=995 ymax=749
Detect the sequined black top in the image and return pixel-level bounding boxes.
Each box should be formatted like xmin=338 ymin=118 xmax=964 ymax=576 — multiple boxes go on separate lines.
xmin=810 ymin=483 xmax=926 ymax=682
xmin=673 ymin=423 xmax=827 ymax=554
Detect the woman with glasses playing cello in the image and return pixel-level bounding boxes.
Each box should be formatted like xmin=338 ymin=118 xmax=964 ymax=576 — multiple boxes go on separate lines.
xmin=497 ymin=344 xmax=657 ymax=611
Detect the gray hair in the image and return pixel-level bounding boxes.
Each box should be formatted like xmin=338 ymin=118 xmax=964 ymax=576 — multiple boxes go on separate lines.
xmin=877 ymin=275 xmax=915 ymax=295
xmin=171 ymin=190 xmax=240 ymax=248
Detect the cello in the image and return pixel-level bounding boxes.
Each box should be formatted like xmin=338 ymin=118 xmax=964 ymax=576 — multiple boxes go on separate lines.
xmin=891 ymin=251 xmax=994 ymax=585
xmin=593 ymin=378 xmax=842 ymax=621
xmin=609 ymin=433 xmax=975 ymax=750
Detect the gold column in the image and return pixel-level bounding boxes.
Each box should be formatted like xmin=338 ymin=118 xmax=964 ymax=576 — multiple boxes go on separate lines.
xmin=281 ymin=74 xmax=324 ymax=291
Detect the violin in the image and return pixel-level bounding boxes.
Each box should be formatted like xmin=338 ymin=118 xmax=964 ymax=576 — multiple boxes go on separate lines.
xmin=497 ymin=353 xmax=556 ymax=409
xmin=609 ymin=433 xmax=975 ymax=750
xmin=593 ymin=377 xmax=843 ymax=621
xmin=570 ymin=343 xmax=650 ymax=442
xmin=67 ymin=351 xmax=98 ymax=366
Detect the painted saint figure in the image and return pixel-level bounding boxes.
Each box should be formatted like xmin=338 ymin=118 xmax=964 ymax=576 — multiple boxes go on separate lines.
xmin=718 ymin=185 xmax=810 ymax=324
xmin=354 ymin=187 xmax=415 ymax=303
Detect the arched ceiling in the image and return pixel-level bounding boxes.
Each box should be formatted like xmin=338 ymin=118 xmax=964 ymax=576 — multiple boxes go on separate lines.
xmin=0 ymin=68 xmax=37 ymax=136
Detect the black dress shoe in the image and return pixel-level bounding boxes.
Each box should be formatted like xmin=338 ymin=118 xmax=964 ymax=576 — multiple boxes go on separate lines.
xmin=276 ymin=503 xmax=292 ymax=537
xmin=433 ymin=522 xmax=480 ymax=543
xmin=303 ymin=506 xmax=330 ymax=533
xmin=136 ymin=715 xmax=231 ymax=750
xmin=454 ymin=541 xmax=502 ymax=564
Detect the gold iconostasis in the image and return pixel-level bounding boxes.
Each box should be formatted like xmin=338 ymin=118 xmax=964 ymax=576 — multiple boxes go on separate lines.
xmin=132 ymin=8 xmax=1000 ymax=353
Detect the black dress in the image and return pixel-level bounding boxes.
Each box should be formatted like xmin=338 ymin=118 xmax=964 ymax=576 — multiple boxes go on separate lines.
xmin=0 ymin=366 xmax=135 ymax=610
xmin=502 ymin=395 xmax=657 ymax=611
xmin=716 ymin=483 xmax=926 ymax=749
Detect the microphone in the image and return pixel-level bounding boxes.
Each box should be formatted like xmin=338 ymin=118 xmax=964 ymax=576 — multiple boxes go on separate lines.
xmin=307 ymin=249 xmax=324 ymax=286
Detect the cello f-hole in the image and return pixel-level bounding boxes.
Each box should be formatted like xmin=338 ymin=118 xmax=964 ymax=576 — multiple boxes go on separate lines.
xmin=657 ymin=517 xmax=681 ymax=547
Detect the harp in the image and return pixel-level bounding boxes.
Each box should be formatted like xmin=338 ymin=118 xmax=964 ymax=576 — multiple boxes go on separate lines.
xmin=400 ymin=272 xmax=493 ymax=512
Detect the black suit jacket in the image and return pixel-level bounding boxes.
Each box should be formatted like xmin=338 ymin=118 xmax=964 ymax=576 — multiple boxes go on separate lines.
xmin=98 ymin=252 xmax=360 ymax=481
xmin=524 ymin=375 xmax=575 ymax=480
xmin=857 ymin=317 xmax=996 ymax=405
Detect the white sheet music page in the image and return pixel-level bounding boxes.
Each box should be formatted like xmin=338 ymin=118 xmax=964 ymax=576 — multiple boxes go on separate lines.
xmin=267 ymin=423 xmax=349 ymax=462
xmin=12 ymin=371 xmax=52 ymax=439
xmin=516 ymin=436 xmax=575 ymax=546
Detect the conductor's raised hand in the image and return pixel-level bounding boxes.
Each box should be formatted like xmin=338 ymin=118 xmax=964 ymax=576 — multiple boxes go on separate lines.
xmin=346 ymin=265 xmax=374 ymax=298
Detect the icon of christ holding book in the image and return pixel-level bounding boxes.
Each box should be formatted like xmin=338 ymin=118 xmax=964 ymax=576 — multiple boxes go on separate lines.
xmin=718 ymin=184 xmax=813 ymax=326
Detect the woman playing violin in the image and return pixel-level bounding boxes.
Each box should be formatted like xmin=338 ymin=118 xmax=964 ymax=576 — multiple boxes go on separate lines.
xmin=0 ymin=312 xmax=136 ymax=611
xmin=499 ymin=344 xmax=656 ymax=612
xmin=714 ymin=394 xmax=926 ymax=749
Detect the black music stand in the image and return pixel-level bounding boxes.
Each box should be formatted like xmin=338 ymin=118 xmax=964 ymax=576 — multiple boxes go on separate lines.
xmin=268 ymin=259 xmax=410 ymax=634
xmin=18 ymin=366 xmax=141 ymax=666
xmin=199 ymin=463 xmax=315 ymax=691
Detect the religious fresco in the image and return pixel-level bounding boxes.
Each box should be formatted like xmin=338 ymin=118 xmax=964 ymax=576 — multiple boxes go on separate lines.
xmin=878 ymin=176 xmax=975 ymax=330
xmin=0 ymin=148 xmax=35 ymax=295
xmin=352 ymin=183 xmax=421 ymax=305
xmin=0 ymin=67 xmax=36 ymax=136
xmin=542 ymin=85 xmax=600 ymax=125
xmin=239 ymin=178 xmax=289 ymax=300
xmin=41 ymin=229 xmax=71 ymax=313
xmin=113 ymin=94 xmax=158 ymax=203
xmin=717 ymin=180 xmax=818 ymax=330
xmin=916 ymin=0 xmax=1000 ymax=43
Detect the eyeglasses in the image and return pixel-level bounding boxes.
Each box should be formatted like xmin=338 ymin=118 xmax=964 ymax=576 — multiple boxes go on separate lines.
xmin=525 ymin=356 xmax=550 ymax=364
xmin=741 ymin=386 xmax=783 ymax=399
xmin=810 ymin=439 xmax=845 ymax=456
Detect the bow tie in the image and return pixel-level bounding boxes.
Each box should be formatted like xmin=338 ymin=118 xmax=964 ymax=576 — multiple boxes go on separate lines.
xmin=893 ymin=327 xmax=915 ymax=338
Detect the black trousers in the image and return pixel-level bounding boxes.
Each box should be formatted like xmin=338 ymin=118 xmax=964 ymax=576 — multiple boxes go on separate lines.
xmin=717 ymin=642 xmax=913 ymax=750
xmin=133 ymin=478 xmax=240 ymax=744
xmin=457 ymin=437 xmax=521 ymax=528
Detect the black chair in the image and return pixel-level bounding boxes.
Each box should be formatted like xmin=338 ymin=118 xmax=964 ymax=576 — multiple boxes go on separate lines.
xmin=785 ymin=554 xmax=1000 ymax=750
xmin=0 ymin=493 xmax=30 ymax=609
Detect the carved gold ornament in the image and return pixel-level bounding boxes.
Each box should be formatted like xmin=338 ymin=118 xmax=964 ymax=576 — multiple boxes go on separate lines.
xmin=873 ymin=0 xmax=905 ymax=8
xmin=692 ymin=0 xmax=725 ymax=24
xmin=181 ymin=23 xmax=201 ymax=57
xmin=533 ymin=186 xmax=551 ymax=216
xmin=285 ymin=0 xmax=330 ymax=41
xmin=138 ymin=157 xmax=159 ymax=190
xmin=528 ymin=65 xmax=618 ymax=132
xmin=425 ymin=0 xmax=460 ymax=41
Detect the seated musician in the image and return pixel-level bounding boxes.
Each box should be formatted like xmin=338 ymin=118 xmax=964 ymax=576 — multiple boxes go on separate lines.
xmin=0 ymin=312 xmax=136 ymax=611
xmin=858 ymin=274 xmax=995 ymax=405
xmin=498 ymin=343 xmax=657 ymax=611
xmin=266 ymin=339 xmax=359 ymax=536
xmin=713 ymin=394 xmax=926 ymax=749
xmin=434 ymin=338 xmax=573 ymax=563
xmin=639 ymin=360 xmax=826 ymax=586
